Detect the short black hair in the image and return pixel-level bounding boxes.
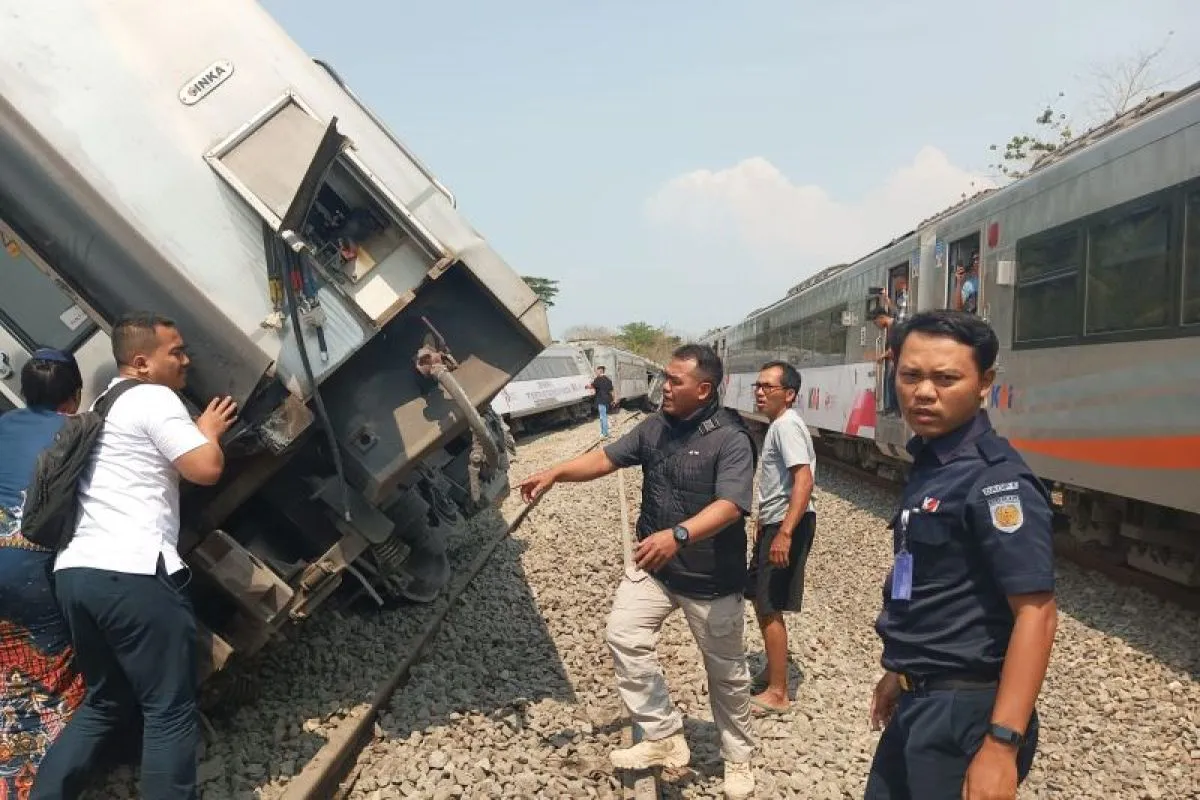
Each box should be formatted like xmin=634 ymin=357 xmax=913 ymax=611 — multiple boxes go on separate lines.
xmin=596 ymin=366 xmax=605 ymax=372
xmin=672 ymin=343 xmax=723 ymax=388
xmin=869 ymin=307 xmax=892 ymax=321
xmin=21 ymin=354 xmax=83 ymax=409
xmin=893 ymin=310 xmax=999 ymax=374
xmin=112 ymin=311 xmax=176 ymax=367
xmin=760 ymin=360 xmax=801 ymax=396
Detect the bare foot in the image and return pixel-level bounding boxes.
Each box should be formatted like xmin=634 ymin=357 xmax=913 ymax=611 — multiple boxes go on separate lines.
xmin=749 ymin=690 xmax=789 ymax=714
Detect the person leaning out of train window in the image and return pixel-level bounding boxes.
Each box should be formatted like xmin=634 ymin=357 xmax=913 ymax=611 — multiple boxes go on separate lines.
xmin=954 ymin=253 xmax=980 ymax=315
xmin=865 ymin=310 xmax=1057 ymax=800
xmin=0 ymin=349 xmax=88 ymax=796
xmin=869 ymin=308 xmax=900 ymax=416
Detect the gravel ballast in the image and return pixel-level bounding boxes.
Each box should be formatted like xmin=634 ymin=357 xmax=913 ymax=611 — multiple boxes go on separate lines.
xmin=82 ymin=415 xmax=1198 ymax=798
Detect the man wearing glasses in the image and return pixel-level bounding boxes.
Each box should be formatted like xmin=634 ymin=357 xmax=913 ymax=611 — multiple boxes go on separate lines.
xmin=744 ymin=362 xmax=816 ymax=715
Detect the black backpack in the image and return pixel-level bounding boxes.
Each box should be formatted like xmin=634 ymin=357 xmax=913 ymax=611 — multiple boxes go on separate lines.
xmin=21 ymin=379 xmax=141 ymax=550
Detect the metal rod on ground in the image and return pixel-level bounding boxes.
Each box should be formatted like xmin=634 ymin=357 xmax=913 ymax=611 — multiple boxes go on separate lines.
xmin=282 ymin=414 xmax=643 ymax=800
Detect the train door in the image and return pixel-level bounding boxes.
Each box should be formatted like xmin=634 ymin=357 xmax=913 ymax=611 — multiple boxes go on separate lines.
xmin=873 ymin=261 xmax=911 ymax=416
xmin=0 ymin=220 xmax=102 ymax=410
xmin=946 ymin=232 xmax=982 ymax=314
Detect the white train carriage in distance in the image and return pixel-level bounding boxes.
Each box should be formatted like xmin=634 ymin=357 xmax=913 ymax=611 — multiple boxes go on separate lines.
xmin=490 ymin=344 xmax=595 ymax=434
xmin=0 ymin=0 xmax=550 ymax=678
xmin=575 ymin=341 xmax=661 ymax=410
xmin=705 ymin=82 xmax=1200 ymax=590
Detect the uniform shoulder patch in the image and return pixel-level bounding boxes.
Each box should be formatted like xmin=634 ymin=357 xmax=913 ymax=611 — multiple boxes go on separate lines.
xmin=987 ymin=494 xmax=1024 ymax=533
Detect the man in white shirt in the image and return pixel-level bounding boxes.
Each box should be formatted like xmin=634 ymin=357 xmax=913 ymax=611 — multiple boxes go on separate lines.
xmin=744 ymin=360 xmax=816 ymax=714
xmin=34 ymin=313 xmax=236 ymax=800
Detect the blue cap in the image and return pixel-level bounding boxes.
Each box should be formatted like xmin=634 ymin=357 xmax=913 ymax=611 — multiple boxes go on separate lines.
xmin=30 ymin=347 xmax=75 ymax=364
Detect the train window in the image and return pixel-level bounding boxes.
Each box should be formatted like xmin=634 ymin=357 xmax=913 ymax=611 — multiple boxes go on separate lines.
xmin=1184 ymin=191 xmax=1200 ymax=325
xmin=1085 ymin=204 xmax=1171 ymax=334
xmin=947 ymin=233 xmax=981 ymax=313
xmin=1014 ymin=229 xmax=1080 ymax=344
xmin=0 ymin=228 xmax=95 ymax=351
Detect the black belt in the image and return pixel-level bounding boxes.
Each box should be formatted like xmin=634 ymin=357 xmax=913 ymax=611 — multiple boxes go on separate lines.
xmin=898 ymin=673 xmax=999 ymax=693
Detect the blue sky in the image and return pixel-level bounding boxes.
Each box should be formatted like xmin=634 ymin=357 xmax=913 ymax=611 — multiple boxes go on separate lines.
xmin=262 ymin=0 xmax=1199 ymax=338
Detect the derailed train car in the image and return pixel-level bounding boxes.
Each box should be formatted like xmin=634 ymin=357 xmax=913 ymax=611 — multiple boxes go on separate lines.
xmin=489 ymin=343 xmax=595 ymax=434
xmin=705 ymin=83 xmax=1200 ymax=589
xmin=0 ymin=0 xmax=550 ymax=679
xmin=575 ymin=342 xmax=661 ymax=410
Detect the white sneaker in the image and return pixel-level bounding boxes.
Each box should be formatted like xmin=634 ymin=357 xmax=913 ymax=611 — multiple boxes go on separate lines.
xmin=724 ymin=760 xmax=755 ymax=799
xmin=609 ymin=732 xmax=690 ymax=770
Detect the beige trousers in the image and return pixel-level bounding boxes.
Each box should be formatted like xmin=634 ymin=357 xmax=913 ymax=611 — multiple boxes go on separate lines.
xmin=604 ymin=575 xmax=756 ymax=763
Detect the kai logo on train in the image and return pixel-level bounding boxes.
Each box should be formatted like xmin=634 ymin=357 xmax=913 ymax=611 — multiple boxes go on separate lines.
xmin=987 ymin=495 xmax=1024 ymax=533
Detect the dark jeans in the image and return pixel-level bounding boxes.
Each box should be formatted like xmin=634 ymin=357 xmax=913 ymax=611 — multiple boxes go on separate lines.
xmin=865 ymin=687 xmax=1039 ymax=800
xmin=32 ymin=562 xmax=198 ymax=800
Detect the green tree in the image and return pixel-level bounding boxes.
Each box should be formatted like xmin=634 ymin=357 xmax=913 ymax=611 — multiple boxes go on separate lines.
xmin=522 ymin=276 xmax=560 ymax=308
xmin=615 ymin=322 xmax=661 ymax=353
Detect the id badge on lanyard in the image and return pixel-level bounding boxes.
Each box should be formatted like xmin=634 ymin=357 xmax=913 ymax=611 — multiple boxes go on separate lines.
xmin=891 ymin=508 xmax=913 ymax=601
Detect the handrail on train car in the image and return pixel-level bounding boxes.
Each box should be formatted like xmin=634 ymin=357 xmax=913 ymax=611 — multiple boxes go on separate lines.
xmin=311 ymin=58 xmax=457 ymax=209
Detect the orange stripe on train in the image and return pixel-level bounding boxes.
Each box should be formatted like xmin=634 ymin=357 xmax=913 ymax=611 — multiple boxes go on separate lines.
xmin=1008 ymin=435 xmax=1200 ymax=470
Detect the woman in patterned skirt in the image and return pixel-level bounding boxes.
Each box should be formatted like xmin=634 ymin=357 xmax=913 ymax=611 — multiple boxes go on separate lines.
xmin=0 ymin=349 xmax=87 ymax=798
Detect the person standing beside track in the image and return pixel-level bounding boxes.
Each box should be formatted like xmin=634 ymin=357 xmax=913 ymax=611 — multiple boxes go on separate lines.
xmin=743 ymin=360 xmax=816 ymax=715
xmin=865 ymin=310 xmax=1057 ymax=800
xmin=591 ymin=365 xmax=615 ymax=439
xmin=518 ymin=344 xmax=758 ymax=800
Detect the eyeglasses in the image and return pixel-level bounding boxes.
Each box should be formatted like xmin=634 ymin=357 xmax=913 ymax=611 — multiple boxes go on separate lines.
xmin=751 ymin=383 xmax=784 ymax=393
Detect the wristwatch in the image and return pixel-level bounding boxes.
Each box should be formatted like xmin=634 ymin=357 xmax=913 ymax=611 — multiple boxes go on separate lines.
xmin=987 ymin=723 xmax=1024 ymax=747
xmin=672 ymin=525 xmax=691 ymax=548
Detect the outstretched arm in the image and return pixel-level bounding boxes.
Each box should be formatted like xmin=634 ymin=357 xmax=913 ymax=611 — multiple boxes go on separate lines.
xmin=517 ymin=449 xmax=618 ymax=503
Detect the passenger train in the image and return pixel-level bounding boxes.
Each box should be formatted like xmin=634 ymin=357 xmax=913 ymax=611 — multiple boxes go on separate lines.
xmin=489 ymin=342 xmax=662 ymax=434
xmin=574 ymin=341 xmax=661 ymax=410
xmin=703 ymin=82 xmax=1200 ymax=589
xmin=489 ymin=343 xmax=596 ymax=434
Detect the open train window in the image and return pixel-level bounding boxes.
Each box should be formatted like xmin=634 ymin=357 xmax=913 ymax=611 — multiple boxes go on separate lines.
xmin=1014 ymin=229 xmax=1081 ymax=344
xmin=1085 ymin=202 xmax=1171 ymax=334
xmin=1183 ymin=191 xmax=1200 ymax=325
xmin=946 ymin=233 xmax=981 ymax=313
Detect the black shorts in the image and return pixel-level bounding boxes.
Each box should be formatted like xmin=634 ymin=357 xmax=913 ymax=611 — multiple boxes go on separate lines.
xmin=744 ymin=512 xmax=816 ymax=615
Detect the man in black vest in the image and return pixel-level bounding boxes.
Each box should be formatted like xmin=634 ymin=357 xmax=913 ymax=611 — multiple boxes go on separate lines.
xmin=519 ymin=344 xmax=758 ymax=800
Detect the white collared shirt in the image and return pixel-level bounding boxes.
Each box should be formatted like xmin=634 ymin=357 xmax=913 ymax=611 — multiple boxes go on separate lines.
xmin=55 ymin=379 xmax=209 ymax=576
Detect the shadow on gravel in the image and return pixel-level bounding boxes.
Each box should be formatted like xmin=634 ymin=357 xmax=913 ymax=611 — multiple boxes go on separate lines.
xmin=370 ymin=529 xmax=580 ymax=743
xmin=1051 ymin=563 xmax=1199 ymax=680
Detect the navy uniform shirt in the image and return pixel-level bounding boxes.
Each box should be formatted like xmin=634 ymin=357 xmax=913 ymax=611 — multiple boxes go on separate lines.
xmin=875 ymin=411 xmax=1055 ymax=677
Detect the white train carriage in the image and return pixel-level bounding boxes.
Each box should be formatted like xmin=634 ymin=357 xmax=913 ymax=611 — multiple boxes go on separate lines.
xmin=490 ymin=344 xmax=595 ymax=433
xmin=709 ymin=82 xmax=1200 ymax=588
xmin=0 ymin=0 xmax=550 ymax=676
xmin=576 ymin=342 xmax=661 ymax=410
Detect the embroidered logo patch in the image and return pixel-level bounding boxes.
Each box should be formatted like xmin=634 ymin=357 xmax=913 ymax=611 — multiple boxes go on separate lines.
xmin=987 ymin=495 xmax=1024 ymax=533
xmin=920 ymin=497 xmax=941 ymax=513
xmin=982 ymin=481 xmax=1019 ymax=497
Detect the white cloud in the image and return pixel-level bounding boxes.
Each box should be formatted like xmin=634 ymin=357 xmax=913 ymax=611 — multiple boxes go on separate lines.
xmin=643 ymin=146 xmax=991 ymax=274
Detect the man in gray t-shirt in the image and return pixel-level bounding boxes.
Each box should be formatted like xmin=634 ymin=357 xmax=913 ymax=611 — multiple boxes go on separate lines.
xmin=745 ymin=360 xmax=816 ymax=714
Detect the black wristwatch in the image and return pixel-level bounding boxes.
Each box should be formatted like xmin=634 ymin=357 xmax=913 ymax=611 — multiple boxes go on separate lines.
xmin=987 ymin=723 xmax=1024 ymax=747
xmin=672 ymin=525 xmax=690 ymax=548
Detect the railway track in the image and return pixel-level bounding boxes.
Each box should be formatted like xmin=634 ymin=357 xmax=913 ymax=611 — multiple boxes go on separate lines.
xmin=818 ymin=447 xmax=1200 ymax=613
xmin=280 ymin=413 xmax=657 ymax=800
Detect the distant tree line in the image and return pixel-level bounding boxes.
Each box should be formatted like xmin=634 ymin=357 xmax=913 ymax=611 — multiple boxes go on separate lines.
xmin=563 ymin=322 xmax=682 ymax=366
